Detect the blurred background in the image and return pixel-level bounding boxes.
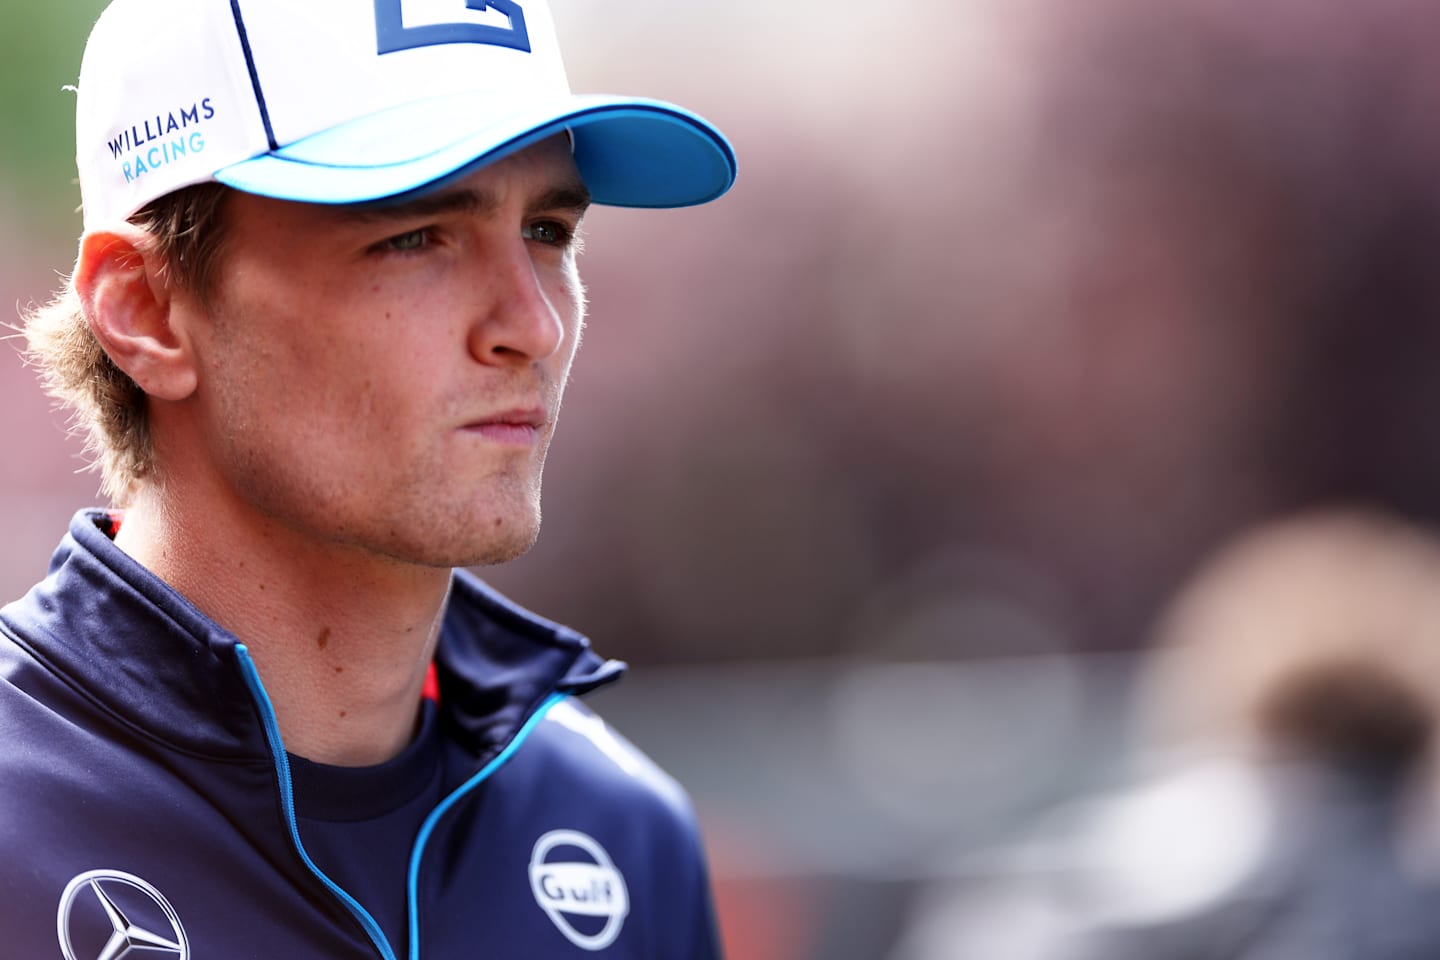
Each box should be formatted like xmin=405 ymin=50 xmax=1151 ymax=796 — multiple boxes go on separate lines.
xmin=8 ymin=1 xmax=1440 ymax=957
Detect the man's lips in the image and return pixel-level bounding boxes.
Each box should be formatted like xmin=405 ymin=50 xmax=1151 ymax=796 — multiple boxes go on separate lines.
xmin=462 ymin=408 xmax=549 ymax=444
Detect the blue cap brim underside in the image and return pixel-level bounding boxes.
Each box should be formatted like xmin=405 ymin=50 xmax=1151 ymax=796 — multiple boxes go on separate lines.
xmin=215 ymin=95 xmax=736 ymax=209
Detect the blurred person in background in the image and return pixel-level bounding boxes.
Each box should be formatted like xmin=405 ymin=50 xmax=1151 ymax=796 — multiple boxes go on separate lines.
xmin=0 ymin=0 xmax=736 ymax=957
xmin=889 ymin=508 xmax=1440 ymax=960
xmin=1059 ymin=508 xmax=1440 ymax=960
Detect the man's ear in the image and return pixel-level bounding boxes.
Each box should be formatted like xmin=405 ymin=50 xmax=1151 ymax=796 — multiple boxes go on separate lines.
xmin=73 ymin=225 xmax=199 ymax=401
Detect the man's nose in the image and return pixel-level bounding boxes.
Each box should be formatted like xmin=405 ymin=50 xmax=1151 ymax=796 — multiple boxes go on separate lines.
xmin=466 ymin=240 xmax=566 ymax=364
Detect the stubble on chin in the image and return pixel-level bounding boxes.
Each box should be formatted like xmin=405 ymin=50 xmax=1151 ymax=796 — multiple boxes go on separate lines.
xmin=400 ymin=480 xmax=546 ymax=570
xmin=459 ymin=505 xmax=544 ymax=568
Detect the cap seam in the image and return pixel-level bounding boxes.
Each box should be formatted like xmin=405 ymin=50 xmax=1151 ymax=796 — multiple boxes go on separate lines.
xmin=229 ymin=0 xmax=279 ymax=151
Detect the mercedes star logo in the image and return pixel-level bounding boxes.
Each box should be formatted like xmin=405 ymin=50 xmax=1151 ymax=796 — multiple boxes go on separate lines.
xmin=57 ymin=870 xmax=189 ymax=960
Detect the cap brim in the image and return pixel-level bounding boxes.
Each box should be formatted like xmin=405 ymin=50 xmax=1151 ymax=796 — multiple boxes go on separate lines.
xmin=214 ymin=92 xmax=736 ymax=209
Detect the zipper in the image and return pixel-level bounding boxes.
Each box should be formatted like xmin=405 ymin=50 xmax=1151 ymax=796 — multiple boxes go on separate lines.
xmin=405 ymin=690 xmax=569 ymax=960
xmin=236 ymin=644 xmax=399 ymax=960
xmin=238 ymin=643 xmax=569 ymax=959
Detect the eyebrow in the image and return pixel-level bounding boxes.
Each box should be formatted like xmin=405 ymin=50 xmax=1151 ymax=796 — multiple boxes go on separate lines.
xmin=339 ymin=179 xmax=592 ymax=225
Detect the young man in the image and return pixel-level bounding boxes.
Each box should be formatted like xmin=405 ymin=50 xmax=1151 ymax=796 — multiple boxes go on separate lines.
xmin=2 ymin=1 xmax=735 ymax=957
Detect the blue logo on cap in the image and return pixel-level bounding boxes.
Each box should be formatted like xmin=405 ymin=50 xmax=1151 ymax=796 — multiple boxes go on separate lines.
xmin=375 ymin=0 xmax=530 ymax=54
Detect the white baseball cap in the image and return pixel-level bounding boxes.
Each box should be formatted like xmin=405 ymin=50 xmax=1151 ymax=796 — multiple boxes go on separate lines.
xmin=75 ymin=0 xmax=737 ymax=230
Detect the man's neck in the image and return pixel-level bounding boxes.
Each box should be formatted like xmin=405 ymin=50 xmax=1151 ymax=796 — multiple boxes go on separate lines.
xmin=114 ymin=487 xmax=453 ymax=767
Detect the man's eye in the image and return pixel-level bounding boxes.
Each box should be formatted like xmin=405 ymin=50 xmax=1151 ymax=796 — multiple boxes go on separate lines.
xmin=523 ymin=221 xmax=570 ymax=246
xmin=380 ymin=229 xmax=430 ymax=252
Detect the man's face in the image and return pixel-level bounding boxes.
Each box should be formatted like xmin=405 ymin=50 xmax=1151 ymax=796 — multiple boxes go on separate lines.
xmin=176 ymin=136 xmax=590 ymax=568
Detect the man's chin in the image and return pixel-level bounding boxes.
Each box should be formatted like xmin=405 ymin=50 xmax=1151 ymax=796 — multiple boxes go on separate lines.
xmin=451 ymin=510 xmax=543 ymax=568
xmin=461 ymin=529 xmax=541 ymax=568
xmin=375 ymin=493 xmax=543 ymax=568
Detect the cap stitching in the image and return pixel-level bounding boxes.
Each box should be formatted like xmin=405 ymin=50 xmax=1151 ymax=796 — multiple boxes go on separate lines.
xmin=228 ymin=0 xmax=279 ymax=151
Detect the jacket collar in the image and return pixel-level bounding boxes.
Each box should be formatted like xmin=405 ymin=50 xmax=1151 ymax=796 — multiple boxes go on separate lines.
xmin=1 ymin=510 xmax=625 ymax=762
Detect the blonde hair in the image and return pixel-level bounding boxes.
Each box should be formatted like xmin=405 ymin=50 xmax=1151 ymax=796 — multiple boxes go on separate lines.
xmin=22 ymin=183 xmax=231 ymax=504
xmin=1138 ymin=508 xmax=1440 ymax=752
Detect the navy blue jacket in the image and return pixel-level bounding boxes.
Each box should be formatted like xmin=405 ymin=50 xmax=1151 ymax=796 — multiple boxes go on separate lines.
xmin=0 ymin=511 xmax=720 ymax=958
